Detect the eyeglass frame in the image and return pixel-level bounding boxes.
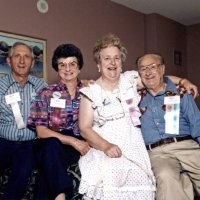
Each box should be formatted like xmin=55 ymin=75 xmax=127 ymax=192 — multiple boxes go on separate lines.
xmin=57 ymin=61 xmax=79 ymax=70
xmin=101 ymin=55 xmax=122 ymax=64
xmin=138 ymin=63 xmax=162 ymax=74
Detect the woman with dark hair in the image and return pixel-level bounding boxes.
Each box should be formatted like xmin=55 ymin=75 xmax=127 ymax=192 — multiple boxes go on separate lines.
xmin=28 ymin=44 xmax=90 ymax=200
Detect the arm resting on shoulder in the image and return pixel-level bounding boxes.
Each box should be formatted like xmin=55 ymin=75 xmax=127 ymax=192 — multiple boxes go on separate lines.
xmin=136 ymin=74 xmax=199 ymax=98
xmin=167 ymin=76 xmax=199 ymax=98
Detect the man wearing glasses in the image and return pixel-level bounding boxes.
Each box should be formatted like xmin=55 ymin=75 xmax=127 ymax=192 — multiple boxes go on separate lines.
xmin=137 ymin=53 xmax=200 ymax=200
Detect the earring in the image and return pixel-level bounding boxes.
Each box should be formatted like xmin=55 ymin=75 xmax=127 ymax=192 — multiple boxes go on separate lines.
xmin=121 ymin=68 xmax=122 ymax=73
xmin=98 ymin=68 xmax=100 ymax=72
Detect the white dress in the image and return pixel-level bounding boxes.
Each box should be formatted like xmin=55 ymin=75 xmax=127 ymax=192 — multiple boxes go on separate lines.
xmin=79 ymin=71 xmax=155 ymax=200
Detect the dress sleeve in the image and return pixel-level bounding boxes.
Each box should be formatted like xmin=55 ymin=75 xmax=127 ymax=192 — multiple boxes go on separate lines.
xmin=123 ymin=70 xmax=139 ymax=85
xmin=80 ymin=85 xmax=102 ymax=109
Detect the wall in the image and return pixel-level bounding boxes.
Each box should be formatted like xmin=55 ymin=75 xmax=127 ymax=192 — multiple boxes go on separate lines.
xmin=144 ymin=14 xmax=200 ymax=106
xmin=186 ymin=24 xmax=200 ymax=106
xmin=0 ymin=0 xmax=199 ymax=106
xmin=0 ymin=0 xmax=144 ymax=83
xmin=145 ymin=14 xmax=187 ymax=77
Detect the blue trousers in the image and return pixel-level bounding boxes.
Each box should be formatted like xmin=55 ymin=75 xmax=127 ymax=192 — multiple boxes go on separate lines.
xmin=34 ymin=137 xmax=81 ymax=200
xmin=0 ymin=138 xmax=35 ymax=200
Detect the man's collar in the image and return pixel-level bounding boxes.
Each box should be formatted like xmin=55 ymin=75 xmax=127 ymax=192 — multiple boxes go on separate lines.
xmin=8 ymin=73 xmax=36 ymax=87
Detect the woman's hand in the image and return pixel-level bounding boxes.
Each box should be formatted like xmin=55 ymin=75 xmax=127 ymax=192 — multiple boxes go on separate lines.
xmin=180 ymin=78 xmax=199 ymax=98
xmin=103 ymin=143 xmax=122 ymax=158
xmin=81 ymin=79 xmax=95 ymax=87
xmin=73 ymin=139 xmax=90 ymax=155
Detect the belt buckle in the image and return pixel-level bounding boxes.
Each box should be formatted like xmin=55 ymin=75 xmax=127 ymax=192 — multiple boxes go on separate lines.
xmin=148 ymin=144 xmax=152 ymax=150
xmin=15 ymin=141 xmax=23 ymax=144
xmin=173 ymin=137 xmax=177 ymax=143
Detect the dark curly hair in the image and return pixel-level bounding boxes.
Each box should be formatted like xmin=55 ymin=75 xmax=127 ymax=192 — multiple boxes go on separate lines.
xmin=52 ymin=43 xmax=84 ymax=71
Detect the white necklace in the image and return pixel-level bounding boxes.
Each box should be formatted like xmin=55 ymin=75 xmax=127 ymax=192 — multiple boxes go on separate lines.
xmin=101 ymin=86 xmax=122 ymax=106
xmin=99 ymin=78 xmax=122 ymax=105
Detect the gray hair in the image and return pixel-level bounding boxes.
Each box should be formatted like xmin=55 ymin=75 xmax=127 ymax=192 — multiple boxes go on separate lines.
xmin=93 ymin=33 xmax=128 ymax=64
xmin=136 ymin=53 xmax=165 ymax=68
xmin=8 ymin=42 xmax=34 ymax=58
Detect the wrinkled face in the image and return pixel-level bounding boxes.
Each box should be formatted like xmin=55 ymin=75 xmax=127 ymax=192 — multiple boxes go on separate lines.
xmin=57 ymin=57 xmax=80 ymax=83
xmin=138 ymin=55 xmax=165 ymax=93
xmin=98 ymin=46 xmax=122 ymax=81
xmin=7 ymin=44 xmax=34 ymax=79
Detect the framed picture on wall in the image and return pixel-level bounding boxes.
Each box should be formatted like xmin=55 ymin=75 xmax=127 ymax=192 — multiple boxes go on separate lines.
xmin=174 ymin=50 xmax=182 ymax=66
xmin=0 ymin=31 xmax=47 ymax=81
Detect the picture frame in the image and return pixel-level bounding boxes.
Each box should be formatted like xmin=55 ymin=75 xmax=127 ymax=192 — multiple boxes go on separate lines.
xmin=174 ymin=50 xmax=182 ymax=66
xmin=0 ymin=31 xmax=47 ymax=81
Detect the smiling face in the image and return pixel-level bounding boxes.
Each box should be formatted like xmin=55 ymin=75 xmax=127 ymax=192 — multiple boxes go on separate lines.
xmin=7 ymin=44 xmax=34 ymax=81
xmin=98 ymin=46 xmax=122 ymax=82
xmin=57 ymin=56 xmax=80 ymax=83
xmin=138 ymin=54 xmax=165 ymax=95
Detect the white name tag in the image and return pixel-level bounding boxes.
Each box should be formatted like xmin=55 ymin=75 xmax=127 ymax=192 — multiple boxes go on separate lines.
xmin=50 ymin=98 xmax=66 ymax=108
xmin=5 ymin=92 xmax=21 ymax=104
xmin=164 ymin=95 xmax=180 ymax=104
xmin=5 ymin=92 xmax=25 ymax=129
xmin=164 ymin=96 xmax=180 ymax=135
xmin=12 ymin=103 xmax=26 ymax=129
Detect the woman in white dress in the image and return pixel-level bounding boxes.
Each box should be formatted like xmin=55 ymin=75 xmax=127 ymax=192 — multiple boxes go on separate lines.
xmin=78 ymin=33 xmax=155 ymax=200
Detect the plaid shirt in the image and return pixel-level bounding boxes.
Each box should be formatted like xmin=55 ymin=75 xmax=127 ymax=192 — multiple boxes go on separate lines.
xmin=28 ymin=80 xmax=82 ymax=136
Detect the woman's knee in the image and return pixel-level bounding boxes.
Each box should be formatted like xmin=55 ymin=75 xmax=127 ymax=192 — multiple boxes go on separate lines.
xmin=36 ymin=137 xmax=64 ymax=161
xmin=38 ymin=137 xmax=62 ymax=150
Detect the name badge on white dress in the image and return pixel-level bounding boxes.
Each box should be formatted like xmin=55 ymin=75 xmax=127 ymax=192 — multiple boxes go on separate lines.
xmin=125 ymin=89 xmax=141 ymax=126
xmin=164 ymin=96 xmax=180 ymax=135
xmin=50 ymin=98 xmax=66 ymax=108
xmin=5 ymin=92 xmax=25 ymax=129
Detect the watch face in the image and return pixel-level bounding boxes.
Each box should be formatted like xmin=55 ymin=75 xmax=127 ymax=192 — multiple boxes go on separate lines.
xmin=37 ymin=0 xmax=49 ymax=13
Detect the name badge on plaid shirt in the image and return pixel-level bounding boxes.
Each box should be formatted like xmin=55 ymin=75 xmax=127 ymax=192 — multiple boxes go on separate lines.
xmin=50 ymin=98 xmax=66 ymax=108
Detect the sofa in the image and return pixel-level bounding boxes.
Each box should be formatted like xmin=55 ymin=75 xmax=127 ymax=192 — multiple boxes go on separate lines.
xmin=0 ymin=164 xmax=83 ymax=200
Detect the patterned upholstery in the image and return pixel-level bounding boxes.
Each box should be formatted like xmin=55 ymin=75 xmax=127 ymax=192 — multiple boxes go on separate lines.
xmin=0 ymin=164 xmax=83 ymax=200
xmin=1 ymin=167 xmax=199 ymax=200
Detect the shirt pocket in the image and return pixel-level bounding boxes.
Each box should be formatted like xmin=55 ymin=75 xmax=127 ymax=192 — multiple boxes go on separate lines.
xmin=0 ymin=100 xmax=14 ymax=124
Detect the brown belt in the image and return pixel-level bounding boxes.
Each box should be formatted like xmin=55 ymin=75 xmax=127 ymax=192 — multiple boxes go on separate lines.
xmin=146 ymin=135 xmax=192 ymax=150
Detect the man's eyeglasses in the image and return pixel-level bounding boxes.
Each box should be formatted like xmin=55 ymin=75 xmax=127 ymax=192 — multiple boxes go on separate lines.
xmin=58 ymin=61 xmax=78 ymax=70
xmin=138 ymin=63 xmax=162 ymax=74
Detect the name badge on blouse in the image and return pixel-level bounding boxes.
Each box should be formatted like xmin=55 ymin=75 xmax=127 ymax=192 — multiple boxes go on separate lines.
xmin=164 ymin=96 xmax=180 ymax=135
xmin=50 ymin=98 xmax=66 ymax=108
xmin=5 ymin=92 xmax=25 ymax=129
xmin=52 ymin=91 xmax=62 ymax=99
